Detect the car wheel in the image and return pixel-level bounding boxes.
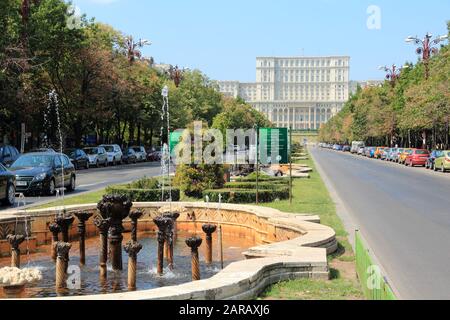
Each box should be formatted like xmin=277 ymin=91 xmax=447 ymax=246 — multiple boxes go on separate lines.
xmin=442 ymin=165 xmax=446 ymax=173
xmin=433 ymin=163 xmax=437 ymax=171
xmin=4 ymin=184 xmax=15 ymax=206
xmin=113 ymin=158 xmax=116 ymax=166
xmin=67 ymin=176 xmax=76 ymax=192
xmin=47 ymin=179 xmax=56 ymax=196
xmin=410 ymin=161 xmax=414 ymax=167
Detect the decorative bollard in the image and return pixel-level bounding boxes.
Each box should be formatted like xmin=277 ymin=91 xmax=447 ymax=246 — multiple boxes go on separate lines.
xmin=94 ymin=216 xmax=110 ymax=278
xmin=153 ymin=216 xmax=173 ymax=275
xmin=185 ymin=236 xmax=203 ymax=281
xmin=97 ymin=195 xmax=132 ymax=271
xmin=124 ymin=240 xmax=142 ymax=290
xmin=55 ymin=242 xmax=71 ymax=290
xmin=202 ymin=224 xmax=217 ymax=265
xmin=48 ymin=223 xmax=61 ymax=262
xmin=74 ymin=212 xmax=93 ymax=266
xmin=163 ymin=212 xmax=180 ymax=270
xmin=129 ymin=210 xmax=143 ymax=242
xmin=6 ymin=235 xmax=26 ymax=268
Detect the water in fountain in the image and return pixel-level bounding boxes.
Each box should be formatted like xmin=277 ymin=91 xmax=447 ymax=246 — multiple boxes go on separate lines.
xmin=160 ymin=85 xmax=172 ymax=210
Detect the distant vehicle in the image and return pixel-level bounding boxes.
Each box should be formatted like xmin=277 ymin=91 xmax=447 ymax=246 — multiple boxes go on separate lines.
xmin=335 ymin=145 xmax=343 ymax=151
xmin=65 ymin=148 xmax=89 ymax=170
xmin=426 ymin=150 xmax=444 ymax=170
xmin=351 ymin=141 xmax=365 ymax=154
xmin=398 ymin=149 xmax=414 ymax=165
xmin=374 ymin=147 xmax=386 ymax=159
xmin=99 ymin=144 xmax=123 ymax=166
xmin=83 ymin=147 xmax=108 ymax=168
xmin=131 ymin=146 xmax=147 ymax=162
xmin=357 ymin=147 xmax=365 ymax=155
xmin=0 ymin=163 xmax=15 ymax=206
xmin=364 ymin=147 xmax=376 ymax=158
xmin=405 ymin=149 xmax=430 ymax=167
xmin=10 ymin=152 xmax=76 ymax=196
xmin=122 ymin=148 xmax=138 ymax=164
xmin=380 ymin=148 xmax=391 ymax=160
xmin=147 ymin=151 xmax=162 ymax=162
xmin=0 ymin=145 xmax=20 ymax=167
xmin=390 ymin=148 xmax=404 ymax=163
xmin=342 ymin=145 xmax=351 ymax=152
xmin=433 ymin=150 xmax=450 ymax=172
xmin=30 ymin=148 xmax=56 ymax=153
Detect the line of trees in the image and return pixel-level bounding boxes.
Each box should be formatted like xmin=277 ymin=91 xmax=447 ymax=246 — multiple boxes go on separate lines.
xmin=319 ymin=22 xmax=450 ymax=150
xmin=0 ymin=0 xmax=251 ymax=151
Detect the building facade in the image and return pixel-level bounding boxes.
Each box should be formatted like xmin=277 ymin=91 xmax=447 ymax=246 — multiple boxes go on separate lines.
xmin=219 ymin=56 xmax=350 ymax=130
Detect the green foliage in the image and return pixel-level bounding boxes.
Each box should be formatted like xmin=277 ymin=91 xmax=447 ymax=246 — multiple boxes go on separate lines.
xmin=126 ymin=177 xmax=160 ymax=189
xmin=173 ymin=164 xmax=224 ymax=198
xmin=105 ymin=186 xmax=180 ymax=202
xmin=203 ymin=188 xmax=289 ymax=204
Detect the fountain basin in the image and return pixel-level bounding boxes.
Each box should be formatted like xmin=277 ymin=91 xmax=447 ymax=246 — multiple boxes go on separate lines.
xmin=0 ymin=202 xmax=337 ymax=300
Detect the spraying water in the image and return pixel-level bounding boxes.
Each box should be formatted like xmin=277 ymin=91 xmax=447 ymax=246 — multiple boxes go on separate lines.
xmin=160 ymin=85 xmax=172 ymax=211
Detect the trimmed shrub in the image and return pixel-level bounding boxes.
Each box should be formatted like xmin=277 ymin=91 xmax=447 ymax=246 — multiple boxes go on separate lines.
xmin=224 ymin=182 xmax=284 ymax=190
xmin=173 ymin=164 xmax=224 ymax=198
xmin=203 ymin=188 xmax=289 ymax=204
xmin=105 ymin=186 xmax=180 ymax=202
xmin=234 ymin=174 xmax=289 ymax=184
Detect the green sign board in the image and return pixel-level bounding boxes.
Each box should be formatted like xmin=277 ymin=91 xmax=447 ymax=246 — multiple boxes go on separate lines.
xmin=259 ymin=128 xmax=289 ymax=165
xmin=169 ymin=131 xmax=183 ymax=153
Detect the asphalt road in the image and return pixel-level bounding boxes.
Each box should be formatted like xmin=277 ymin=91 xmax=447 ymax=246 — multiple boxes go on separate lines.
xmin=2 ymin=162 xmax=162 ymax=210
xmin=310 ymin=147 xmax=450 ymax=300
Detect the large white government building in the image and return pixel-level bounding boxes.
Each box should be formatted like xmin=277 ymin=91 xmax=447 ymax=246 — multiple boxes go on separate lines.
xmin=218 ymin=56 xmax=350 ymax=130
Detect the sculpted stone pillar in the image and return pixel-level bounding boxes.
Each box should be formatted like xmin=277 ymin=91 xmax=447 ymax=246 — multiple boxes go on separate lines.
xmin=202 ymin=224 xmax=217 ymax=265
xmin=48 ymin=223 xmax=61 ymax=262
xmin=124 ymin=240 xmax=142 ymax=290
xmin=94 ymin=216 xmax=111 ymax=278
xmin=55 ymin=242 xmax=71 ymax=290
xmin=6 ymin=235 xmax=26 ymax=268
xmin=74 ymin=212 xmax=93 ymax=266
xmin=185 ymin=236 xmax=202 ymax=281
xmin=153 ymin=216 xmax=173 ymax=275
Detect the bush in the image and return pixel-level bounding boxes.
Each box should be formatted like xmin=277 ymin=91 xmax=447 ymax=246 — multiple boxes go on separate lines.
xmin=234 ymin=173 xmax=289 ymax=184
xmin=105 ymin=186 xmax=180 ymax=202
xmin=173 ymin=164 xmax=224 ymax=198
xmin=224 ymin=182 xmax=284 ymax=190
xmin=203 ymin=188 xmax=289 ymax=204
xmin=126 ymin=177 xmax=160 ymax=189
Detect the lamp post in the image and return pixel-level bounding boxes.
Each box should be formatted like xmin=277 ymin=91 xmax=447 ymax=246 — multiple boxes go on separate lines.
xmin=405 ymin=33 xmax=448 ymax=80
xmin=378 ymin=64 xmax=409 ymax=86
xmin=125 ymin=36 xmax=151 ymax=65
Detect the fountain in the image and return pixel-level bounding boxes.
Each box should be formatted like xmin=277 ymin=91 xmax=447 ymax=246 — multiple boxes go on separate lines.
xmin=129 ymin=210 xmax=143 ymax=242
xmin=0 ymin=267 xmax=42 ymax=297
xmin=6 ymin=235 xmax=26 ymax=268
xmin=185 ymin=236 xmax=203 ymax=281
xmin=153 ymin=216 xmax=173 ymax=275
xmin=93 ymin=216 xmax=110 ymax=278
xmin=124 ymin=241 xmax=142 ymax=290
xmin=162 ymin=211 xmax=180 ymax=270
xmin=97 ymin=195 xmax=132 ymax=271
xmin=74 ymin=212 xmax=93 ymax=266
xmin=202 ymin=224 xmax=217 ymax=265
xmin=55 ymin=242 xmax=71 ymax=290
xmin=48 ymin=223 xmax=61 ymax=262
xmin=55 ymin=213 xmax=74 ymax=270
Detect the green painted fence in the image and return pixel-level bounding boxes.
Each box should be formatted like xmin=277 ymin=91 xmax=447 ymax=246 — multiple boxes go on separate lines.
xmin=355 ymin=230 xmax=397 ymax=300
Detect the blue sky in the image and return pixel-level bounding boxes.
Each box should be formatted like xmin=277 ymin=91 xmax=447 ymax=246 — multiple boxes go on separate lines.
xmin=72 ymin=0 xmax=449 ymax=82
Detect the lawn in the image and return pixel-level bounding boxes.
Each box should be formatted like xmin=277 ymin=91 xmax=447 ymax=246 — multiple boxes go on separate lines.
xmin=260 ymin=152 xmax=363 ymax=300
xmin=34 ymin=189 xmax=107 ymax=209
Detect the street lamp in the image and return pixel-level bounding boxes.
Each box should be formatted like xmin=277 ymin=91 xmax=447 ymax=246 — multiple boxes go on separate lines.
xmin=405 ymin=32 xmax=448 ymax=79
xmin=125 ymin=36 xmax=151 ymax=65
xmin=378 ymin=64 xmax=409 ymax=86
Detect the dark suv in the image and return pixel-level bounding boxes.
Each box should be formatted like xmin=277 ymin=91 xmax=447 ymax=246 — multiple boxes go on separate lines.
xmin=0 ymin=163 xmax=15 ymax=206
xmin=0 ymin=145 xmax=20 ymax=167
xmin=9 ymin=152 xmax=76 ymax=196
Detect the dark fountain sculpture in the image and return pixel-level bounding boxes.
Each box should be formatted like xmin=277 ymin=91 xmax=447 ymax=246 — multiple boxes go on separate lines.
xmin=185 ymin=236 xmax=203 ymax=281
xmin=124 ymin=210 xmax=144 ymax=290
xmin=6 ymin=234 xmax=26 ymax=268
xmin=55 ymin=213 xmax=74 ymax=271
xmin=55 ymin=242 xmax=72 ymax=290
xmin=48 ymin=222 xmax=61 ymax=262
xmin=162 ymin=212 xmax=180 ymax=270
xmin=97 ymin=195 xmax=132 ymax=271
xmin=153 ymin=216 xmax=173 ymax=275
xmin=74 ymin=212 xmax=93 ymax=266
xmin=202 ymin=224 xmax=217 ymax=265
xmin=94 ymin=216 xmax=110 ymax=278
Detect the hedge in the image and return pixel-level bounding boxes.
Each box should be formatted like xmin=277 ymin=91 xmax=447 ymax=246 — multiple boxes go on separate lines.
xmin=203 ymin=187 xmax=289 ymax=204
xmin=224 ymin=182 xmax=285 ymax=190
xmin=105 ymin=186 xmax=180 ymax=202
xmin=234 ymin=176 xmax=289 ymax=184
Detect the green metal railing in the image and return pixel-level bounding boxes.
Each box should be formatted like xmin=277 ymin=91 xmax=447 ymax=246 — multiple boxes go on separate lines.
xmin=355 ymin=230 xmax=397 ymax=300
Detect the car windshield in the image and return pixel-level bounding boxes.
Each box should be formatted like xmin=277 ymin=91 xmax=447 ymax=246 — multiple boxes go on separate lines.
xmin=132 ymin=147 xmax=141 ymax=152
xmin=416 ymin=150 xmax=429 ymax=155
xmin=65 ymin=149 xmax=76 ymax=157
xmin=103 ymin=146 xmax=114 ymax=152
xmin=11 ymin=154 xmax=54 ymax=168
xmin=84 ymin=148 xmax=99 ymax=155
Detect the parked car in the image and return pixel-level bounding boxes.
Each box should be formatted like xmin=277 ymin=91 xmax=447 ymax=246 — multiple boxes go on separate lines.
xmin=390 ymin=148 xmax=404 ymax=163
xmin=0 ymin=145 xmax=20 ymax=167
xmin=364 ymin=147 xmax=375 ymax=158
xmin=99 ymin=144 xmax=123 ymax=166
xmin=380 ymin=148 xmax=391 ymax=160
xmin=405 ymin=149 xmax=430 ymax=167
xmin=0 ymin=163 xmax=15 ymax=206
xmin=357 ymin=147 xmax=365 ymax=155
xmin=9 ymin=152 xmax=76 ymax=196
xmin=374 ymin=147 xmax=386 ymax=159
xmin=83 ymin=147 xmax=108 ymax=168
xmin=351 ymin=141 xmax=365 ymax=154
xmin=398 ymin=149 xmax=413 ymax=165
xmin=131 ymin=146 xmax=147 ymax=162
xmin=342 ymin=145 xmax=351 ymax=152
xmin=122 ymin=148 xmax=138 ymax=164
xmin=426 ymin=150 xmax=444 ymax=170
xmin=147 ymin=150 xmax=162 ymax=162
xmin=65 ymin=148 xmax=89 ymax=170
xmin=433 ymin=150 xmax=450 ymax=172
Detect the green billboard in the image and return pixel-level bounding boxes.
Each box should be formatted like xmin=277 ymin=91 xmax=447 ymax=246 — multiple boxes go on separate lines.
xmin=259 ymin=128 xmax=289 ymax=165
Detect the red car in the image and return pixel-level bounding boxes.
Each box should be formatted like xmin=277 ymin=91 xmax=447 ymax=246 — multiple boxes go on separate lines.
xmin=405 ymin=149 xmax=430 ymax=167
